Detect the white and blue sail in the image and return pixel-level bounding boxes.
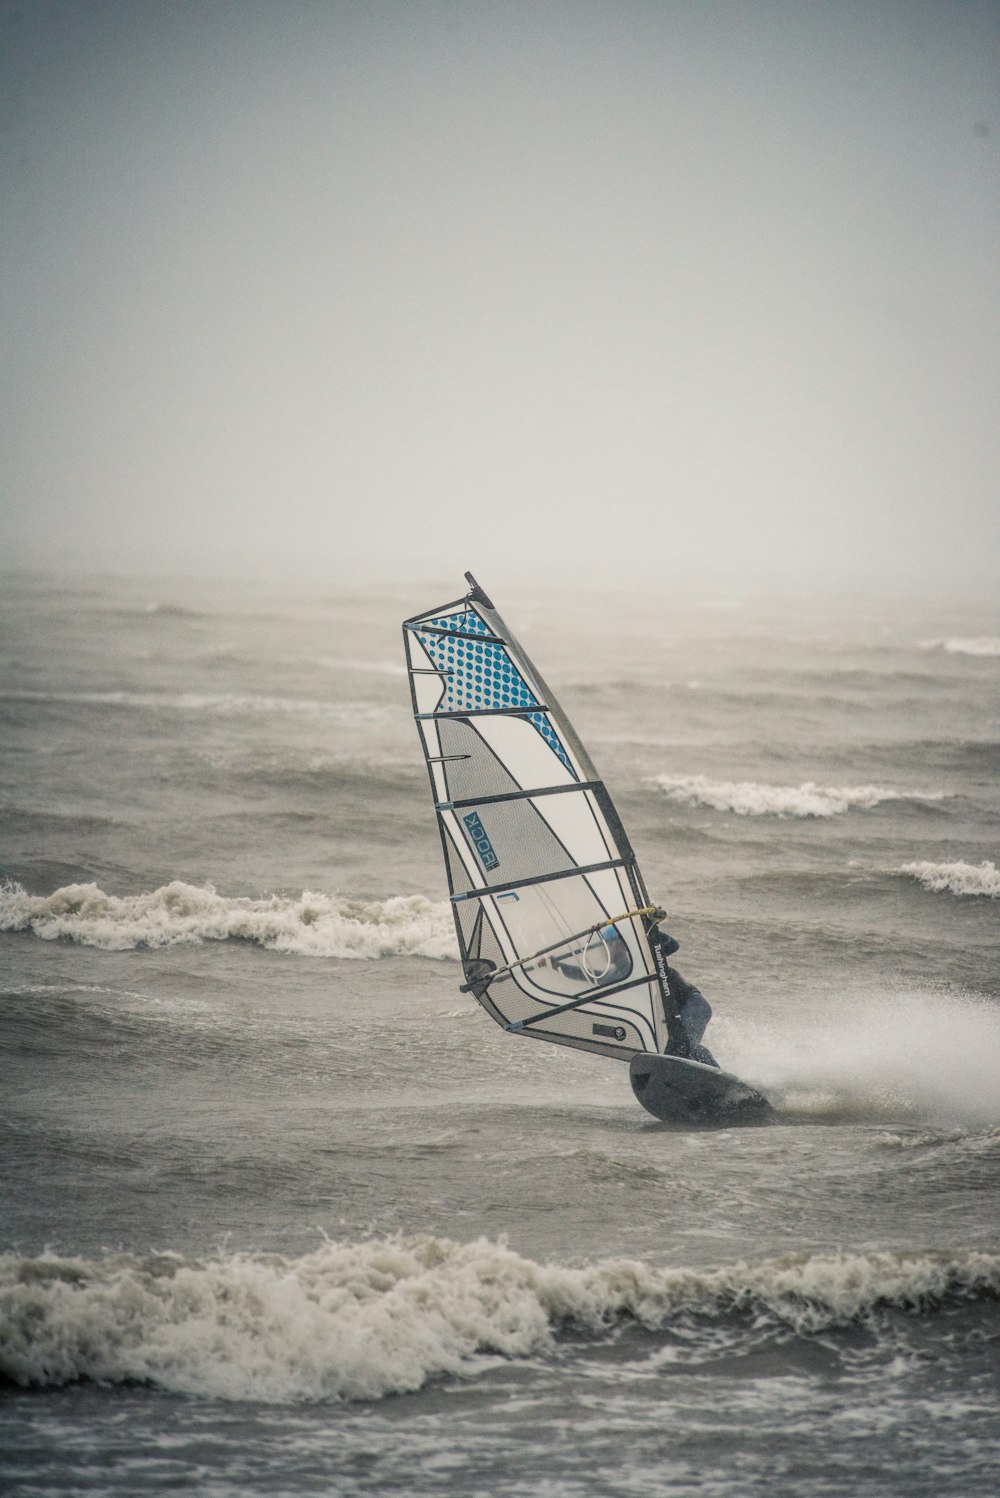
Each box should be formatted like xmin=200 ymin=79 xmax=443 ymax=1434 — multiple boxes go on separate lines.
xmin=403 ymin=573 xmax=669 ymax=1061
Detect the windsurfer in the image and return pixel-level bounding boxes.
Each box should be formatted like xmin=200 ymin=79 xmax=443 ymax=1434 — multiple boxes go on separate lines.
xmin=651 ymin=928 xmax=719 ymax=1067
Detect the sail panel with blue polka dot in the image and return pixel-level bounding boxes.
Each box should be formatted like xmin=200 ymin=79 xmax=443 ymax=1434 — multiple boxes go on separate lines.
xmin=416 ymin=609 xmax=572 ymax=771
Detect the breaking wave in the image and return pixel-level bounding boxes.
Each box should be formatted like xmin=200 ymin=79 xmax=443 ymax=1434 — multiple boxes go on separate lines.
xmin=649 ymin=774 xmax=941 ymax=818
xmin=898 ymin=861 xmax=1000 ymax=899
xmin=0 ymin=880 xmax=455 ymax=958
xmin=919 ymin=637 xmax=1000 ymax=658
xmin=2 ymin=1235 xmax=997 ymax=1404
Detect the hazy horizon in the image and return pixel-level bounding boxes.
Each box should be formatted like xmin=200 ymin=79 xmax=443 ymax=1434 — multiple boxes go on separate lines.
xmin=3 ymin=0 xmax=998 ymax=591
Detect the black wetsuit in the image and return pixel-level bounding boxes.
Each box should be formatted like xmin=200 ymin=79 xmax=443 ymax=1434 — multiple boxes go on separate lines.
xmin=666 ymin=965 xmax=718 ymax=1067
xmin=650 ymin=928 xmax=719 ymax=1067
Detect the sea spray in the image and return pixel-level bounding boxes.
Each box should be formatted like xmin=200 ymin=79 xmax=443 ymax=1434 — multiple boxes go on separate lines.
xmin=0 ymin=880 xmax=456 ymax=958
xmin=3 ymin=1236 xmax=998 ymax=1403
xmin=715 ymin=988 xmax=1000 ymax=1126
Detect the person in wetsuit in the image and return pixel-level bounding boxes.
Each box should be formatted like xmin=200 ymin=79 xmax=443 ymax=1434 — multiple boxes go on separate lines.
xmin=650 ymin=927 xmax=719 ymax=1067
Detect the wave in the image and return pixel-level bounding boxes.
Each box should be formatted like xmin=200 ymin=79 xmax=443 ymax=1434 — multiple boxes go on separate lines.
xmin=2 ymin=1235 xmax=997 ymax=1403
xmin=649 ymin=774 xmax=943 ymax=818
xmin=898 ymin=861 xmax=1000 ymax=899
xmin=0 ymin=880 xmax=455 ymax=958
xmin=316 ymin=656 xmax=408 ymax=677
xmin=873 ymin=1126 xmax=1000 ymax=1153
xmin=0 ymin=689 xmax=390 ymax=721
xmin=919 ymin=637 xmax=1000 ymax=658
xmin=140 ymin=602 xmax=207 ymax=619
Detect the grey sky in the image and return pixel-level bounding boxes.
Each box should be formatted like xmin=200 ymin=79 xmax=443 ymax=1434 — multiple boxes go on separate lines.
xmin=3 ymin=0 xmax=998 ymax=588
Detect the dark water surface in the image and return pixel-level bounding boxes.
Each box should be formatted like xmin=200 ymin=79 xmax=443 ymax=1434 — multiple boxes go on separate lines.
xmin=2 ymin=574 xmax=998 ymax=1495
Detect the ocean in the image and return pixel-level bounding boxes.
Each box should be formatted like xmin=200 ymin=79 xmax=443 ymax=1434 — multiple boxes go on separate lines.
xmin=1 ymin=571 xmax=998 ymax=1497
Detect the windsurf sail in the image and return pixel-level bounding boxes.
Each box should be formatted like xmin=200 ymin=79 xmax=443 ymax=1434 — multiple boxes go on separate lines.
xmin=403 ymin=573 xmax=672 ymax=1061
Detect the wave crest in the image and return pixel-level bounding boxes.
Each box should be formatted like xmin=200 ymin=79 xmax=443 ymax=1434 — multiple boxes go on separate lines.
xmin=0 ymin=689 xmax=389 ymax=720
xmin=898 ymin=861 xmax=1000 ymax=899
xmin=920 ymin=637 xmax=1000 ymax=658
xmin=2 ymin=1236 xmax=997 ymax=1403
xmin=0 ymin=880 xmax=456 ymax=957
xmin=649 ymin=774 xmax=936 ymax=818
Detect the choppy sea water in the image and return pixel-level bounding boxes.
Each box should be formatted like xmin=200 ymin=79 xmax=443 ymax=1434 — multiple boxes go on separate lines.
xmin=1 ymin=572 xmax=998 ymax=1497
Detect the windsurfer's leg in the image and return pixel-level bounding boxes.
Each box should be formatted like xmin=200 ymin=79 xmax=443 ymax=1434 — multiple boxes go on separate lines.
xmin=679 ymin=986 xmax=712 ymax=1046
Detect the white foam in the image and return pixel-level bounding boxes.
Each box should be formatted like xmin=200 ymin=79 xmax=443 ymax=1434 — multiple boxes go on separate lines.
xmin=648 ymin=774 xmax=936 ymax=818
xmin=0 ymin=880 xmax=456 ymax=958
xmin=898 ymin=860 xmax=1000 ymax=899
xmin=2 ymin=1236 xmax=997 ymax=1403
xmin=920 ymin=637 xmax=1000 ymax=657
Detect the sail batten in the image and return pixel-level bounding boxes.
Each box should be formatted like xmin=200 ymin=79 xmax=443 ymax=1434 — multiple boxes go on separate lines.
xmin=415 ymin=705 xmax=548 ymax=720
xmin=403 ymin=578 xmax=667 ymax=1062
xmin=438 ymin=781 xmax=603 ymax=811
xmin=449 ymin=858 xmax=630 ymax=903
